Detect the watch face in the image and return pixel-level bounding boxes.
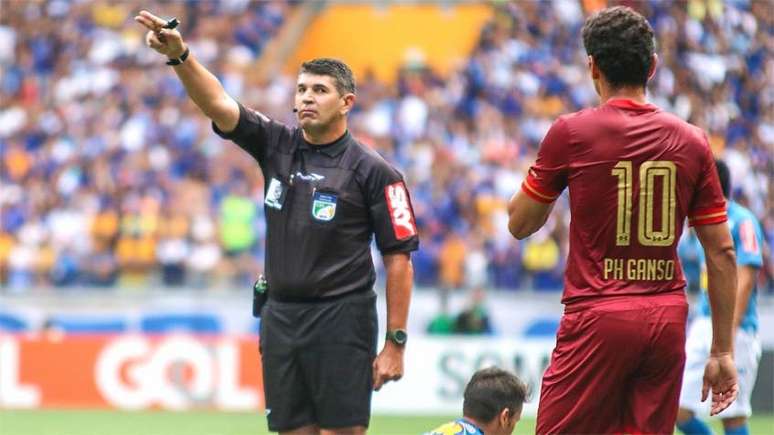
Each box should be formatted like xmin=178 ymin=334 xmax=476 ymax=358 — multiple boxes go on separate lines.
xmin=393 ymin=329 xmax=407 ymax=344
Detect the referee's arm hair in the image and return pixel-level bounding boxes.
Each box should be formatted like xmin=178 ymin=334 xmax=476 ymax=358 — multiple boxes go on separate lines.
xmin=372 ymin=252 xmax=413 ymax=391
xmin=135 ymin=10 xmax=239 ymax=133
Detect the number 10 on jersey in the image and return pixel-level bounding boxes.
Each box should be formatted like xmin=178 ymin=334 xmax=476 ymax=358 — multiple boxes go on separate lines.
xmin=611 ymin=161 xmax=677 ymax=247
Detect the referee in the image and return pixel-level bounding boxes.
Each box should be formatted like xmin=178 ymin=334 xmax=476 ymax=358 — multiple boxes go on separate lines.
xmin=136 ymin=10 xmax=419 ymax=435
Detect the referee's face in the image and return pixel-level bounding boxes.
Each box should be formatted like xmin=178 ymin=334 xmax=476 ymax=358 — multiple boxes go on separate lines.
xmin=295 ymin=73 xmax=350 ymax=132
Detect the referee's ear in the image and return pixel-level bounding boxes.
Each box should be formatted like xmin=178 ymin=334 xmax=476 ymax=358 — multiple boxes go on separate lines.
xmin=340 ymin=93 xmax=356 ymax=116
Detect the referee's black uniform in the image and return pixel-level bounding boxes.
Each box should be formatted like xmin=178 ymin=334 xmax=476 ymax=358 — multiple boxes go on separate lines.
xmin=214 ymin=103 xmax=419 ymax=431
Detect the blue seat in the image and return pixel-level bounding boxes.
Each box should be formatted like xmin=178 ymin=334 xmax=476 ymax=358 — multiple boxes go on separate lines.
xmin=47 ymin=316 xmax=127 ymax=334
xmin=533 ymin=271 xmax=564 ymax=291
xmin=523 ymin=317 xmax=560 ymax=337
xmin=141 ymin=313 xmax=222 ymax=334
xmin=0 ymin=312 xmax=28 ymax=332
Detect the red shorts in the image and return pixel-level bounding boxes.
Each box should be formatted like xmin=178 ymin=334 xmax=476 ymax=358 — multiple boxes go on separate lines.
xmin=536 ymin=296 xmax=688 ymax=434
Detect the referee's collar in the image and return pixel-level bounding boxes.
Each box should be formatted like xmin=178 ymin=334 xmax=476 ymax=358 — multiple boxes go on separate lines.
xmin=301 ymin=130 xmax=351 ymax=157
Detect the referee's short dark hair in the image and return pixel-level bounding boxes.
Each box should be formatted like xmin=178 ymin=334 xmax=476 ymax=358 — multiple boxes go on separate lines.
xmin=715 ymin=159 xmax=731 ymax=199
xmin=582 ymin=6 xmax=655 ymax=89
xmin=463 ymin=367 xmax=528 ymax=423
xmin=300 ymin=58 xmax=356 ymax=96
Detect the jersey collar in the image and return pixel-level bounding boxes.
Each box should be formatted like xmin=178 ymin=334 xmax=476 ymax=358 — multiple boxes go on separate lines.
xmin=301 ymin=130 xmax=351 ymax=157
xmin=605 ymin=98 xmax=659 ymax=112
xmin=459 ymin=417 xmax=484 ymax=434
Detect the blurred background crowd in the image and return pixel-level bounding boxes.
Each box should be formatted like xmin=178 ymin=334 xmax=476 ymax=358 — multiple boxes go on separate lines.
xmin=0 ymin=0 xmax=771 ymax=297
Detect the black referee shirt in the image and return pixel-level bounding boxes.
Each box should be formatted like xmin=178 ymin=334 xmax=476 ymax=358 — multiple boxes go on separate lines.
xmin=213 ymin=103 xmax=420 ymax=300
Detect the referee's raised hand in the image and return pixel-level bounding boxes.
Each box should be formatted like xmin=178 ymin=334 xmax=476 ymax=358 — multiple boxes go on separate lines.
xmin=134 ymin=10 xmax=186 ymax=59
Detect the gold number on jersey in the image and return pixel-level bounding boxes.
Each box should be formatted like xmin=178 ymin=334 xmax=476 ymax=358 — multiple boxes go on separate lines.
xmin=611 ymin=161 xmax=633 ymax=246
xmin=611 ymin=160 xmax=676 ymax=247
xmin=638 ymin=161 xmax=677 ymax=246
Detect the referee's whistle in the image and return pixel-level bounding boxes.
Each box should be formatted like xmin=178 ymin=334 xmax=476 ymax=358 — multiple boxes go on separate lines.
xmin=162 ymin=18 xmax=179 ymax=29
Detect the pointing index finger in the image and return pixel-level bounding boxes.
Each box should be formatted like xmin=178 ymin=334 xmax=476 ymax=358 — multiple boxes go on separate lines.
xmin=134 ymin=16 xmax=157 ymax=32
xmin=139 ymin=10 xmax=168 ymax=29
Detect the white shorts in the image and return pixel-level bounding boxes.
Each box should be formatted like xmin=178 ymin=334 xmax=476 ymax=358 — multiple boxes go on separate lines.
xmin=679 ymin=317 xmax=762 ymax=418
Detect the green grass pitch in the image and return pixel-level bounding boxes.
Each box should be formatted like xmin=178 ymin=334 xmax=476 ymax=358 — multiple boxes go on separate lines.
xmin=1 ymin=410 xmax=773 ymax=434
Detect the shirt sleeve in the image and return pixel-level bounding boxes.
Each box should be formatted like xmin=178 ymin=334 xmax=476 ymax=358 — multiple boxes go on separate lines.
xmin=688 ymin=137 xmax=727 ymax=227
xmin=365 ymin=158 xmax=420 ymax=255
xmin=521 ymin=117 xmax=571 ymax=203
xmin=734 ymin=216 xmax=764 ymax=268
xmin=211 ymin=103 xmax=292 ymax=165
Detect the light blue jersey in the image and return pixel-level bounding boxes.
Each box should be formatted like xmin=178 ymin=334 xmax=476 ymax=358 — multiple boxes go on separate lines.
xmin=697 ymin=201 xmax=764 ymax=333
xmin=425 ymin=418 xmax=484 ymax=435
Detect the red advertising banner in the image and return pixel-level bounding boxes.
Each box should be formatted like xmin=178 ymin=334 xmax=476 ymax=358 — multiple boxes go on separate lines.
xmin=0 ymin=334 xmax=264 ymax=410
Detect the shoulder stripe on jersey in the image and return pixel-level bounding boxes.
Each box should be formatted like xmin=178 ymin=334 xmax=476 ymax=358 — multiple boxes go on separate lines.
xmin=522 ymin=179 xmax=559 ymax=203
xmin=689 ymin=212 xmax=727 ymax=227
xmin=689 ymin=205 xmax=726 ymax=219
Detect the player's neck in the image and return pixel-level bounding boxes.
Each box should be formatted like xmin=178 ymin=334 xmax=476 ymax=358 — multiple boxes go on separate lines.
xmin=600 ymin=85 xmax=648 ymax=105
xmin=302 ymin=121 xmax=347 ymax=145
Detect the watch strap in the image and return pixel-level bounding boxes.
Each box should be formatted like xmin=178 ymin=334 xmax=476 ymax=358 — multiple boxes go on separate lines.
xmin=166 ymin=47 xmax=190 ymax=66
xmin=385 ymin=329 xmax=408 ymax=345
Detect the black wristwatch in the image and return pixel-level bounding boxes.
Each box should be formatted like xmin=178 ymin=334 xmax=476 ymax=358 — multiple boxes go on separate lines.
xmin=166 ymin=47 xmax=190 ymax=66
xmin=385 ymin=329 xmax=408 ymax=346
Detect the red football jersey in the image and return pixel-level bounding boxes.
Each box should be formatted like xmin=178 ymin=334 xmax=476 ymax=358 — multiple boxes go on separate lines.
xmin=522 ymin=98 xmax=727 ymax=307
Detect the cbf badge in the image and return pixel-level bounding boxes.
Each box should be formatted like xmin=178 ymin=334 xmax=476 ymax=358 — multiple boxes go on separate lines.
xmin=311 ymin=191 xmax=337 ymax=221
xmin=265 ymin=177 xmax=287 ymax=210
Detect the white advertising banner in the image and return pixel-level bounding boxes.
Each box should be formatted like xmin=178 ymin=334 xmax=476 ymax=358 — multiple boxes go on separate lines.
xmin=372 ymin=337 xmax=555 ymax=417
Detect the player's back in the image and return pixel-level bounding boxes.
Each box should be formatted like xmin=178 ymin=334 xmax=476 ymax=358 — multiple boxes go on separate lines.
xmin=524 ymin=98 xmax=727 ymax=307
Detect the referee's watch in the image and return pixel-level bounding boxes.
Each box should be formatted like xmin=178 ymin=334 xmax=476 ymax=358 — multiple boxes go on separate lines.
xmin=385 ymin=329 xmax=408 ymax=346
xmin=166 ymin=46 xmax=190 ymax=66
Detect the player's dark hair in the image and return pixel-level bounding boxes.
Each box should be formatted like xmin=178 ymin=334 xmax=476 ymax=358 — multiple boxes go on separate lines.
xmin=300 ymin=58 xmax=356 ymax=96
xmin=463 ymin=367 xmax=528 ymax=423
xmin=715 ymin=159 xmax=731 ymax=199
xmin=582 ymin=6 xmax=655 ymax=89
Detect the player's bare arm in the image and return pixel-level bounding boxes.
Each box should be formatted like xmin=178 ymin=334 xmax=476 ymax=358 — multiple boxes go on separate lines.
xmin=696 ymin=222 xmax=737 ymax=354
xmin=695 ymin=221 xmax=739 ymax=415
xmin=134 ymin=10 xmax=239 ymax=132
xmin=373 ymin=252 xmax=412 ymax=391
xmin=733 ymin=265 xmax=756 ymax=329
xmin=507 ymin=191 xmax=554 ymax=240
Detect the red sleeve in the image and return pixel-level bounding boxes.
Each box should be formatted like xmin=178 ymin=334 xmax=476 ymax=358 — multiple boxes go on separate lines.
xmin=688 ymin=138 xmax=727 ymax=227
xmin=521 ymin=118 xmax=570 ymax=204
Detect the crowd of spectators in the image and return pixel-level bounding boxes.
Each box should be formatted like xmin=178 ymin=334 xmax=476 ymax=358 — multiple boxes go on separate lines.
xmin=0 ymin=0 xmax=771 ymax=293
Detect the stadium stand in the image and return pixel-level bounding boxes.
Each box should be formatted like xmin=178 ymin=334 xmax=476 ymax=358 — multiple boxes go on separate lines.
xmin=0 ymin=0 xmax=770 ymax=296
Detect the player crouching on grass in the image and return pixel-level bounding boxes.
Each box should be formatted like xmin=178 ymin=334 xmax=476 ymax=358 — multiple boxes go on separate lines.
xmin=425 ymin=367 xmax=528 ymax=435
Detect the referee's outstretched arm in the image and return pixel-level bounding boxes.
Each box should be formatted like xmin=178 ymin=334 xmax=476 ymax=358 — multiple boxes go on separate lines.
xmin=135 ymin=10 xmax=240 ymax=133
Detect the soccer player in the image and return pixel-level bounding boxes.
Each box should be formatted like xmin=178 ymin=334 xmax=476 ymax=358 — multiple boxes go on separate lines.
xmin=507 ymin=6 xmax=739 ymax=434
xmin=425 ymin=367 xmax=528 ymax=435
xmin=677 ymin=160 xmax=764 ymax=435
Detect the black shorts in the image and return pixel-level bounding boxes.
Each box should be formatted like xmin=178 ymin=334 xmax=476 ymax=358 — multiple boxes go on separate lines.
xmin=259 ymin=291 xmax=378 ymax=432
